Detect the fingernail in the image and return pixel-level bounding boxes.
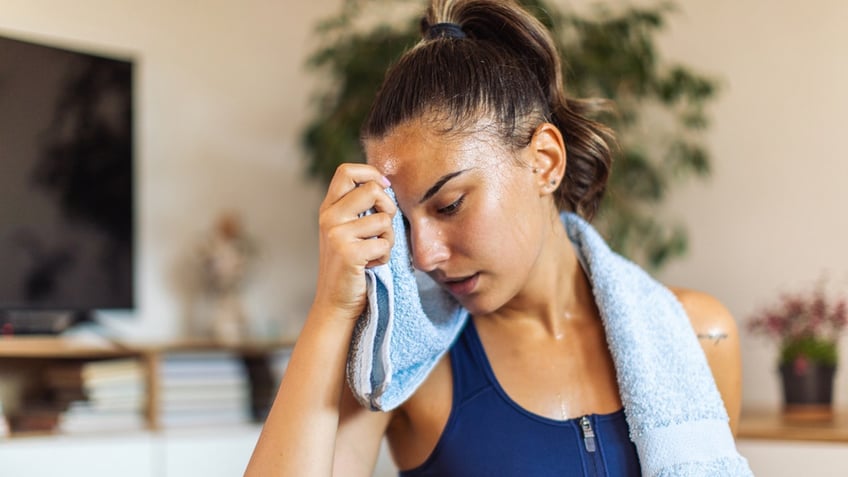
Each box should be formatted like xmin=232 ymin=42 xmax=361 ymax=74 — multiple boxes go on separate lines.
xmin=381 ymin=176 xmax=391 ymax=187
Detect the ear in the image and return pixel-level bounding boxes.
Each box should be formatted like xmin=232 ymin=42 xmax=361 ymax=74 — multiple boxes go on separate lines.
xmin=528 ymin=123 xmax=566 ymax=195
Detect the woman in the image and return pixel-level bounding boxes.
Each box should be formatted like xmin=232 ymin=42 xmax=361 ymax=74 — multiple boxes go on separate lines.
xmin=247 ymin=0 xmax=744 ymax=475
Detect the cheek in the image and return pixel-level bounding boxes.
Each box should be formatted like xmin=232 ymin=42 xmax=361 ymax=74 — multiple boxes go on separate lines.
xmin=455 ymin=188 xmax=541 ymax=266
xmin=480 ymin=174 xmax=543 ymax=252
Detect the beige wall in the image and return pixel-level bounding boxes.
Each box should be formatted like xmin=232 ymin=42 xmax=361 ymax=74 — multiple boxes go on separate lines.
xmin=2 ymin=0 xmax=847 ymax=424
xmin=646 ymin=0 xmax=848 ymax=410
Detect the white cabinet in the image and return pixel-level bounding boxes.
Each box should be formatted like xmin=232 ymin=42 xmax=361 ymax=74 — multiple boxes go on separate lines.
xmin=6 ymin=433 xmax=846 ymax=477
xmin=0 ymin=427 xmax=262 ymax=477
xmin=0 ymin=434 xmax=156 ymax=477
xmin=160 ymin=426 xmax=260 ymax=477
xmin=0 ymin=429 xmax=399 ymax=477
xmin=738 ymin=440 xmax=848 ymax=476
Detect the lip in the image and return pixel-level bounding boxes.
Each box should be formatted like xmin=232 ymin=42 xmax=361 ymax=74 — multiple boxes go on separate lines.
xmin=441 ymin=273 xmax=480 ymax=297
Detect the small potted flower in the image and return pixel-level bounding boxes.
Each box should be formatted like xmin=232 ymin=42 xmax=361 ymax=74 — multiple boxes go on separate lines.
xmin=748 ymin=282 xmax=848 ymax=421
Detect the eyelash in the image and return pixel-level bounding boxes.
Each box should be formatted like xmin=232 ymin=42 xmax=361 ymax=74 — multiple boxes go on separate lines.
xmin=437 ymin=196 xmax=465 ymax=216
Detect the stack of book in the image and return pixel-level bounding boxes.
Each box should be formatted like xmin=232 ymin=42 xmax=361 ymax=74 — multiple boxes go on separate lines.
xmin=54 ymin=358 xmax=146 ymax=433
xmin=7 ymin=403 xmax=65 ymax=433
xmin=9 ymin=358 xmax=146 ymax=434
xmin=159 ymin=352 xmax=251 ymax=428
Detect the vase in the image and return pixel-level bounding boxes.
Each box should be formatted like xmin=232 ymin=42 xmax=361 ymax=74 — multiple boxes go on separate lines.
xmin=779 ymin=359 xmax=836 ymax=422
xmin=211 ymin=291 xmax=248 ymax=345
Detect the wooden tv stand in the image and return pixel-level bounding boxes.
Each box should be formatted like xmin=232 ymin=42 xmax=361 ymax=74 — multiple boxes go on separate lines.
xmin=0 ymin=335 xmax=294 ymax=434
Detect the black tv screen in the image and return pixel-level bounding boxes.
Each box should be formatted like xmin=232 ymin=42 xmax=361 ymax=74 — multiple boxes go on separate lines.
xmin=0 ymin=33 xmax=134 ymax=315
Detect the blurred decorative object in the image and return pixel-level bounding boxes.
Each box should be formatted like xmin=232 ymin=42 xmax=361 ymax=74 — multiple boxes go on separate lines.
xmin=198 ymin=212 xmax=256 ymax=344
xmin=0 ymin=401 xmax=9 ymax=438
xmin=748 ymin=281 xmax=848 ymax=422
xmin=302 ymin=0 xmax=719 ymax=269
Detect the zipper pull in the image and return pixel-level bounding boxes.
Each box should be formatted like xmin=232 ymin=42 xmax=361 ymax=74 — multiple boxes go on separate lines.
xmin=580 ymin=416 xmax=596 ymax=453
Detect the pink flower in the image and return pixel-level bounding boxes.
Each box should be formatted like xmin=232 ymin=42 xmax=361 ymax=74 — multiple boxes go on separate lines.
xmin=748 ymin=282 xmax=847 ymax=345
xmin=793 ymin=355 xmax=809 ymax=376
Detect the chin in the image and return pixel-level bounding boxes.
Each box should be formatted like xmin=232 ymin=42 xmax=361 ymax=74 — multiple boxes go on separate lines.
xmin=455 ymin=293 xmax=506 ymax=317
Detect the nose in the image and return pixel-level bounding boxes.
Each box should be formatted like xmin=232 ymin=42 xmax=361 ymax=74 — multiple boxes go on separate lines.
xmin=408 ymin=219 xmax=450 ymax=272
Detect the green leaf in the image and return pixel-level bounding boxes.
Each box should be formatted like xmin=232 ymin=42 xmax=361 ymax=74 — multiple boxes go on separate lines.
xmin=780 ymin=337 xmax=838 ymax=367
xmin=664 ymin=140 xmax=711 ymax=178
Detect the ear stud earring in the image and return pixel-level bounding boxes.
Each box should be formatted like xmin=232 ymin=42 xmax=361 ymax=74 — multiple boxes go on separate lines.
xmin=550 ymin=179 xmax=557 ymax=186
xmin=532 ymin=168 xmax=539 ymax=174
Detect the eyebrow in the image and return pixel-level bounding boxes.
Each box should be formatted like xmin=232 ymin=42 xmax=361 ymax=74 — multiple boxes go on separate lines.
xmin=419 ymin=169 xmax=469 ymax=204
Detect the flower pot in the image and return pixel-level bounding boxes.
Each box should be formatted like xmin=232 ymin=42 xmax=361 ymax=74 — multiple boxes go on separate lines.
xmin=779 ymin=359 xmax=836 ymax=422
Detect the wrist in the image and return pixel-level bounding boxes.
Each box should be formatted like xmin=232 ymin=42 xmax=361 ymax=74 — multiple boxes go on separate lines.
xmin=304 ymin=301 xmax=361 ymax=334
xmin=309 ymin=293 xmax=364 ymax=320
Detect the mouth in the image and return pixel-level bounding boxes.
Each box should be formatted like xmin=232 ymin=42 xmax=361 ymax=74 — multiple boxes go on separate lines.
xmin=440 ymin=273 xmax=480 ymax=297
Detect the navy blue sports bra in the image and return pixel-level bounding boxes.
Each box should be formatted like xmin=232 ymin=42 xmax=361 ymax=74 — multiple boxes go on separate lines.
xmin=399 ymin=319 xmax=642 ymax=476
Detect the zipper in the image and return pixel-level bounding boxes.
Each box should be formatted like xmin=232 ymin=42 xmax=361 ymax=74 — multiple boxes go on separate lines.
xmin=580 ymin=416 xmax=596 ymax=453
xmin=580 ymin=415 xmax=602 ymax=476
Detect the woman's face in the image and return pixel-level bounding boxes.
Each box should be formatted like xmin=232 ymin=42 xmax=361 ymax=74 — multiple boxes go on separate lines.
xmin=365 ymin=119 xmax=555 ymax=315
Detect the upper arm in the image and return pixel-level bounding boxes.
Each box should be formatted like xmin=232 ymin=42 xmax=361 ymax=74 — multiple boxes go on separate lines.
xmin=333 ymin=383 xmax=394 ymax=477
xmin=670 ymin=287 xmax=743 ymax=436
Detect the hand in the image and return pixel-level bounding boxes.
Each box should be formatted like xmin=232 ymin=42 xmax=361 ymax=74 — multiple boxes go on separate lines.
xmin=312 ymin=164 xmax=396 ymax=320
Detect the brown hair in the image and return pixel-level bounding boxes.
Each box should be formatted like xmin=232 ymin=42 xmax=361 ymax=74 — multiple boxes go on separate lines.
xmin=362 ymin=0 xmax=615 ymax=219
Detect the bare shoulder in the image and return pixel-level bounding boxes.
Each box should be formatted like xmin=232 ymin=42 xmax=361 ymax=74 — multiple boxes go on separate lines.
xmin=667 ymin=286 xmax=743 ymax=434
xmin=669 ymin=286 xmax=738 ymax=339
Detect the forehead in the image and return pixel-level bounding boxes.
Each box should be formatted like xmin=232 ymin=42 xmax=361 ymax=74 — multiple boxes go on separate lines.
xmin=364 ymin=120 xmax=505 ymax=180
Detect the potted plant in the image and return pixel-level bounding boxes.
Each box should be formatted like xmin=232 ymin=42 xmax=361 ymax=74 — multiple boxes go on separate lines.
xmin=748 ymin=282 xmax=848 ymax=421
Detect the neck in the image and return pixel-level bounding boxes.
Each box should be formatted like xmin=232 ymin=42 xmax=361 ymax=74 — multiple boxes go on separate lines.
xmin=480 ymin=210 xmax=597 ymax=338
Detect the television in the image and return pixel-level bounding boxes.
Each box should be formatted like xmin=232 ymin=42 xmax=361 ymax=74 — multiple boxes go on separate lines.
xmin=0 ymin=32 xmax=134 ymax=334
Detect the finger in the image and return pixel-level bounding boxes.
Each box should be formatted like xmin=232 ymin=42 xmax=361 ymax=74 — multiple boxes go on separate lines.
xmin=358 ymin=215 xmax=394 ymax=268
xmin=323 ymin=213 xmax=394 ymax=273
xmin=330 ymin=181 xmax=397 ymax=224
xmin=323 ymin=164 xmax=390 ymax=208
xmin=365 ymin=255 xmax=391 ymax=269
xmin=328 ymin=211 xmax=394 ymax=245
xmin=324 ymin=231 xmax=392 ymax=268
xmin=353 ymin=238 xmax=393 ymax=268
xmin=357 ymin=212 xmax=395 ymax=243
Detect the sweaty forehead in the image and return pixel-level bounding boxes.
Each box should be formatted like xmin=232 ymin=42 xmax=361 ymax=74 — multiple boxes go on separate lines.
xmin=364 ymin=141 xmax=400 ymax=177
xmin=365 ymin=121 xmax=435 ymax=175
xmin=365 ymin=122 xmax=500 ymax=179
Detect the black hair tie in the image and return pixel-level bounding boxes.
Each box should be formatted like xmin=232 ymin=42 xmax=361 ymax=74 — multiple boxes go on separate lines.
xmin=426 ymin=22 xmax=466 ymax=40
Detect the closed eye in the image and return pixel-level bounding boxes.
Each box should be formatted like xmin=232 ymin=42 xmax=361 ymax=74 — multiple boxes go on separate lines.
xmin=437 ymin=196 xmax=465 ymax=216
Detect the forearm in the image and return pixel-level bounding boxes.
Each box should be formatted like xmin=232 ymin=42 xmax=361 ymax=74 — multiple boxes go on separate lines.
xmin=245 ymin=307 xmax=356 ymax=476
xmin=246 ymin=164 xmax=393 ymax=475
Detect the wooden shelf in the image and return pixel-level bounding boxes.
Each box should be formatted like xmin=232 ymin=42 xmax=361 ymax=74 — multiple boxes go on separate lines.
xmin=738 ymin=409 xmax=848 ymax=443
xmin=0 ymin=335 xmax=140 ymax=358
xmin=0 ymin=335 xmax=295 ymax=358
xmin=0 ymin=335 xmax=294 ymax=437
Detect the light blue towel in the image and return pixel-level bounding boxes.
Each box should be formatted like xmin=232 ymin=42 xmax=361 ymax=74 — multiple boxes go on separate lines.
xmin=346 ymin=188 xmax=467 ymax=411
xmin=346 ymin=189 xmax=753 ymax=476
xmin=563 ymin=212 xmax=753 ymax=476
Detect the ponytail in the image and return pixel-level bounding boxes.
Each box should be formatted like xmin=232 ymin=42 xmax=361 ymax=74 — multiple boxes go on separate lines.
xmin=364 ymin=0 xmax=615 ymax=219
